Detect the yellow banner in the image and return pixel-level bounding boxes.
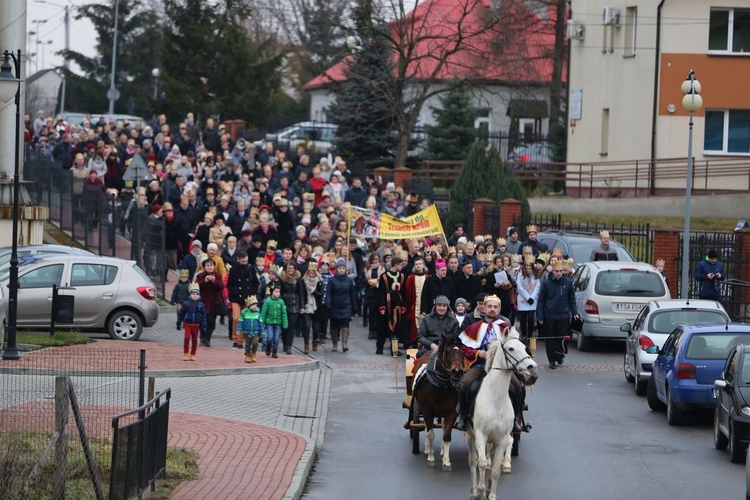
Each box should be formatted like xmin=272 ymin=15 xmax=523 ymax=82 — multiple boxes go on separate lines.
xmin=380 ymin=205 xmax=445 ymax=240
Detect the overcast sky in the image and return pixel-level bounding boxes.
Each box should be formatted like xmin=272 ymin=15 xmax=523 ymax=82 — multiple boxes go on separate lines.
xmin=26 ymin=0 xmax=97 ymax=75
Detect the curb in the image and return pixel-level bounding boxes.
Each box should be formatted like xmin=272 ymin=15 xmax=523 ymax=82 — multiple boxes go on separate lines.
xmin=146 ymin=360 xmax=320 ymax=378
xmin=283 ymin=365 xmax=331 ymax=500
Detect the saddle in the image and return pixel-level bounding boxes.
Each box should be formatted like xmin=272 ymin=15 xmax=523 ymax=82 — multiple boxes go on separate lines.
xmin=413 ymin=350 xmax=454 ymax=398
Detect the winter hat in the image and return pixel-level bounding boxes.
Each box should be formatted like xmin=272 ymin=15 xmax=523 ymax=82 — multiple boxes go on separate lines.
xmin=434 ymin=295 xmax=451 ymax=306
xmin=151 ymin=204 xmax=162 ymax=214
xmin=310 ymin=228 xmax=320 ymax=238
xmin=455 ymin=298 xmax=468 ymax=310
xmin=191 ymin=240 xmax=202 ymax=249
xmin=336 ymin=258 xmax=347 ymax=269
xmin=296 ymin=225 xmax=306 ymax=233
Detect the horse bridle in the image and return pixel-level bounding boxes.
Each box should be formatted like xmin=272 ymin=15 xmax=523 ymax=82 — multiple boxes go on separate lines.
xmin=439 ymin=343 xmax=465 ymax=382
xmin=492 ymin=339 xmax=533 ymax=373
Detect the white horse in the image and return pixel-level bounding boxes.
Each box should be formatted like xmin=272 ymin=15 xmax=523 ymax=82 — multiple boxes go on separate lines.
xmin=466 ymin=331 xmax=538 ymax=500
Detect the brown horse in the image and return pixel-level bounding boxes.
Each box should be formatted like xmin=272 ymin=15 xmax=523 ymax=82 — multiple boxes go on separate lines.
xmin=412 ymin=333 xmax=465 ymax=471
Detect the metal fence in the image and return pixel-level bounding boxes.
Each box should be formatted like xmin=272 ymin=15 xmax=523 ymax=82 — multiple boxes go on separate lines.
xmin=25 ymin=149 xmax=168 ymax=298
xmin=0 ymin=347 xmax=145 ymax=499
xmin=110 ymin=388 xmax=171 ymax=500
xmin=677 ymin=231 xmax=750 ymax=321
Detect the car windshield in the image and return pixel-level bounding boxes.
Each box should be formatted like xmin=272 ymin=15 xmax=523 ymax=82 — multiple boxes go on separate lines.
xmin=648 ymin=310 xmax=728 ymax=333
xmin=594 ymin=270 xmax=665 ymax=297
xmin=570 ymin=241 xmax=634 ymax=264
xmin=686 ymin=333 xmax=750 ymax=360
xmin=742 ymin=356 xmax=750 ymax=385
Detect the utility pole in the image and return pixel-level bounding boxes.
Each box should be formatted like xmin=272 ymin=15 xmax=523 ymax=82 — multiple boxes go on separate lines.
xmin=107 ymin=0 xmax=121 ymax=114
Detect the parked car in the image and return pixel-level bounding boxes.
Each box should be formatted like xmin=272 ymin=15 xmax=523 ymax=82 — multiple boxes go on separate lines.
xmin=61 ymin=112 xmax=146 ymax=128
xmin=254 ymin=121 xmax=337 ymax=154
xmin=536 ymin=231 xmax=635 ymax=266
xmin=0 ymin=245 xmax=93 ymax=274
xmin=0 ymin=254 xmax=158 ymax=340
xmin=622 ymin=299 xmax=729 ymax=395
xmin=714 ymin=343 xmax=750 ymax=462
xmin=571 ymin=261 xmax=670 ymax=351
xmin=647 ymin=323 xmax=750 ymax=425
xmin=507 ymin=143 xmax=553 ymax=171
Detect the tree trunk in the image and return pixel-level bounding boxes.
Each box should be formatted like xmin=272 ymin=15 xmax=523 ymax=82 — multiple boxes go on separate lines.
xmin=395 ymin=126 xmax=410 ymax=168
xmin=548 ymin=0 xmax=567 ymax=129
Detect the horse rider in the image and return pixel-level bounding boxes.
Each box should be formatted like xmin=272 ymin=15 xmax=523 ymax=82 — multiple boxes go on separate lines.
xmin=454 ymin=294 xmax=523 ymax=432
xmin=416 ymin=295 xmax=460 ymax=359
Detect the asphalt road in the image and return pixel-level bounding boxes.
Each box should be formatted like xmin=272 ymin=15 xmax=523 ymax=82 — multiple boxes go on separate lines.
xmin=304 ymin=331 xmax=746 ymax=499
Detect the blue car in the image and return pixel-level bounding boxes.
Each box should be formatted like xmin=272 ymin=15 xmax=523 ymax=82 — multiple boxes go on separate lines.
xmin=647 ymin=322 xmax=750 ymax=425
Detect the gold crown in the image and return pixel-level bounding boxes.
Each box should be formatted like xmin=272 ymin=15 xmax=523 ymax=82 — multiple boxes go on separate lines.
xmin=563 ymin=258 xmax=575 ymax=268
xmin=188 ymin=282 xmax=200 ymax=293
xmin=600 ymin=230 xmax=610 ymax=238
xmin=267 ymin=239 xmax=277 ymax=249
xmin=552 ymin=260 xmax=564 ymax=270
xmin=552 ymin=247 xmax=564 ymax=257
xmin=483 ymin=294 xmax=501 ymax=305
xmin=537 ymin=251 xmax=550 ymax=265
xmin=179 ymin=269 xmax=189 ymax=278
xmin=522 ymin=246 xmax=533 ymax=255
xmin=394 ymin=248 xmax=408 ymax=260
xmin=511 ymin=254 xmax=522 ymax=263
xmin=268 ymin=264 xmax=279 ymax=273
xmin=308 ymin=262 xmax=318 ymax=272
xmin=312 ymin=246 xmax=324 ymax=255
xmin=477 ymin=252 xmax=488 ymax=262
xmin=655 ymin=259 xmax=665 ymax=267
xmin=447 ymin=246 xmax=457 ymax=256
xmin=255 ymin=256 xmax=265 ymax=264
xmin=526 ymin=225 xmax=538 ymax=233
xmin=245 ymin=295 xmax=258 ymax=307
xmin=524 ymin=255 xmax=536 ymax=266
xmin=425 ymin=245 xmax=439 ymax=255
xmin=496 ymin=237 xmax=507 ymax=246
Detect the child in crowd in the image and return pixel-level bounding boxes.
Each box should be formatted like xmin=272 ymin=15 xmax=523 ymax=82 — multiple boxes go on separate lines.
xmin=176 ymin=283 xmax=207 ymax=361
xmin=238 ymin=295 xmax=265 ymax=363
xmin=260 ymin=284 xmax=287 ymax=358
xmin=454 ymin=297 xmax=472 ymax=331
xmin=170 ymin=269 xmax=191 ymax=314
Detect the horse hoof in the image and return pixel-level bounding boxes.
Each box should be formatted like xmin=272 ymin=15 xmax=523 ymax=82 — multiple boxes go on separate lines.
xmin=442 ymin=464 xmax=452 ymax=472
xmin=427 ymin=460 xmax=436 ymax=468
xmin=502 ymin=466 xmax=511 ymax=474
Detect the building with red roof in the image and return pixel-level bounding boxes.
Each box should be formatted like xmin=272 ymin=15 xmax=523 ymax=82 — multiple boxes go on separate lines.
xmin=303 ymin=0 xmax=563 ymax=141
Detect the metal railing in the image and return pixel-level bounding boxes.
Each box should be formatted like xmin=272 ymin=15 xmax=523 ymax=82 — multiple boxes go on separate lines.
xmin=110 ymin=387 xmax=171 ymax=500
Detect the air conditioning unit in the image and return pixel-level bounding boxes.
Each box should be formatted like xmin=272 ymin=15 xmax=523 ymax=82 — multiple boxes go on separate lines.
xmin=602 ymin=6 xmax=621 ymax=27
xmin=567 ymin=19 xmax=585 ymax=40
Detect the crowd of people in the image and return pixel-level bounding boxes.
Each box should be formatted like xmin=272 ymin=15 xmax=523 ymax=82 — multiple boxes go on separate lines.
xmin=24 ymin=111 xmax=615 ymax=366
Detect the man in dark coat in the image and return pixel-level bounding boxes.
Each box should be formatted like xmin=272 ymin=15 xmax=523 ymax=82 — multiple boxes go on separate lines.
xmin=537 ymin=261 xmax=579 ymax=369
xmin=420 ymin=258 xmax=456 ymax=314
xmin=416 ymin=295 xmax=459 ymax=358
xmin=227 ymin=253 xmax=260 ymax=348
xmin=694 ymin=248 xmax=725 ymax=300
xmin=377 ymin=256 xmax=407 ymax=356
xmin=518 ymin=225 xmax=540 ymax=257
xmin=453 ymin=259 xmax=483 ymax=311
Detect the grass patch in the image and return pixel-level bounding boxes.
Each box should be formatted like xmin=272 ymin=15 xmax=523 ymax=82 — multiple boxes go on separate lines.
xmin=535 ymin=213 xmax=737 ymax=232
xmin=0 ymin=433 xmax=198 ymax=499
xmin=16 ymin=331 xmax=94 ymax=347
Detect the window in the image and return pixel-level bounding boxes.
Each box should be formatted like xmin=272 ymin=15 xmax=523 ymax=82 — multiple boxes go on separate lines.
xmin=474 ymin=108 xmax=491 ymax=137
xmin=600 ymin=108 xmax=609 ymax=156
xmin=623 ymin=6 xmax=637 ymax=57
xmin=704 ymin=109 xmax=750 ymax=154
xmin=19 ymin=264 xmax=64 ymax=289
xmin=70 ymin=264 xmax=118 ymax=286
xmin=709 ymin=8 xmax=750 ymax=53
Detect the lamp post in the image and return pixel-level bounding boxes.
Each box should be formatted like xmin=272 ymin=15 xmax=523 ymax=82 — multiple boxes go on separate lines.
xmin=0 ymin=50 xmax=24 ymax=361
xmin=151 ymin=68 xmax=160 ymax=120
xmin=107 ymin=0 xmax=122 ymax=114
xmin=680 ymin=69 xmax=703 ymax=300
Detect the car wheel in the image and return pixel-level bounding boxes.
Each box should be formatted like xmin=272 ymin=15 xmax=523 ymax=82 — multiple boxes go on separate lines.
xmin=577 ymin=330 xmax=592 ymax=352
xmin=623 ymin=353 xmax=635 ymax=383
xmin=730 ymin=420 xmax=747 ymax=463
xmin=107 ymin=310 xmax=143 ymax=341
xmin=634 ymin=372 xmax=648 ymax=396
xmin=666 ymin=388 xmax=683 ymax=426
xmin=714 ymin=408 xmax=729 ymax=450
xmin=647 ymin=376 xmax=666 ymax=411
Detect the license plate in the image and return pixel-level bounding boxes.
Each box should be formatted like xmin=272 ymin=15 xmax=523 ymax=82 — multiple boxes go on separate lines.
xmin=615 ymin=303 xmax=644 ymax=312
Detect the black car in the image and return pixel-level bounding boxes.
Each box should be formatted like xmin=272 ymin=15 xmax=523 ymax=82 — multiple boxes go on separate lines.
xmin=535 ymin=231 xmax=634 ymax=266
xmin=714 ymin=344 xmax=750 ymax=463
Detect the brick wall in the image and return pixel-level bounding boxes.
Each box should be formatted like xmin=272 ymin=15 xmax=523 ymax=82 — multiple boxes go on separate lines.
xmin=653 ymin=229 xmax=679 ymax=298
xmin=473 ymin=198 xmax=493 ymax=237
xmin=500 ymin=199 xmax=522 ymax=237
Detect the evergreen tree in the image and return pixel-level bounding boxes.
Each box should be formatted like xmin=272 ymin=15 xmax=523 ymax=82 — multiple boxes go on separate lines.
xmin=446 ymin=143 xmax=530 ymax=230
xmin=159 ymin=0 xmax=286 ymax=127
xmin=425 ymin=84 xmax=479 ymax=160
xmin=328 ymin=0 xmax=397 ymax=166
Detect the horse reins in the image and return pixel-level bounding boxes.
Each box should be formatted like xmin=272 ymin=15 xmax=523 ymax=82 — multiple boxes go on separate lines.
xmin=492 ymin=340 xmax=533 ymax=372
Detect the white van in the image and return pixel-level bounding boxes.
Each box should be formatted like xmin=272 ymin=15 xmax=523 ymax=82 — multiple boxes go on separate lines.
xmin=255 ymin=121 xmax=337 ymax=153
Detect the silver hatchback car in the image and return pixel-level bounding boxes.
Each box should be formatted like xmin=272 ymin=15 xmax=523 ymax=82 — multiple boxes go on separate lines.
xmin=0 ymin=254 xmax=158 ymax=340
xmin=621 ymin=299 xmax=728 ymax=395
xmin=571 ymin=262 xmax=671 ymax=351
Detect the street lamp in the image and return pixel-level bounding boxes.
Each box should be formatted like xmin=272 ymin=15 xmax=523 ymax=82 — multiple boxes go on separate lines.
xmin=680 ymin=69 xmax=703 ymax=300
xmin=107 ymin=0 xmax=122 ymax=114
xmin=0 ymin=50 xmax=24 ymax=361
xmin=151 ymin=67 xmax=160 ymax=101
